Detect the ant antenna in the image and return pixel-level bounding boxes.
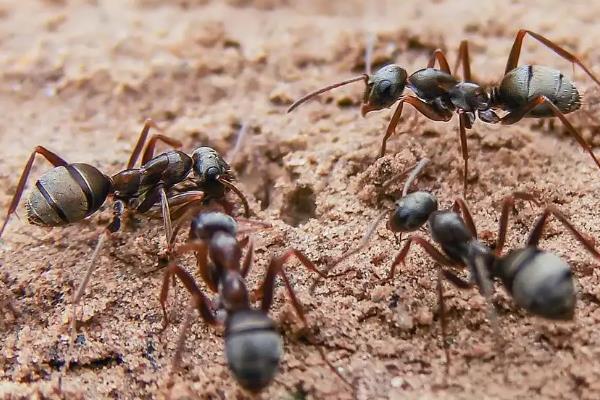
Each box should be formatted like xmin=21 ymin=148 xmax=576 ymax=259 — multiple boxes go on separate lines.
xmin=402 ymin=158 xmax=430 ymax=196
xmin=310 ymin=159 xmax=431 ymax=292
xmin=227 ymin=121 xmax=249 ymax=165
xmin=381 ymin=158 xmax=430 ymax=193
xmin=287 ymin=75 xmax=368 ymax=113
xmin=365 ymin=31 xmax=375 ymax=76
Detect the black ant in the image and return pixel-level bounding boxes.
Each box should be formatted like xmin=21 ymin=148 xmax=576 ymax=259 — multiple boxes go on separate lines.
xmin=159 ymin=211 xmax=350 ymax=393
xmin=288 ymin=29 xmax=600 ymax=193
xmin=0 ymin=119 xmax=251 ymax=339
xmin=322 ymin=161 xmax=600 ymax=370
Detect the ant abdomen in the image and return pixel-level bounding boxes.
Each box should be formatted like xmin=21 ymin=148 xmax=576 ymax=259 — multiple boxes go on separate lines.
xmin=497 ymin=247 xmax=576 ymax=320
xmin=25 ymin=163 xmax=111 ymax=226
xmin=498 ymin=65 xmax=581 ymax=117
xmin=388 ymin=191 xmax=438 ymax=232
xmin=224 ymin=310 xmax=283 ymax=393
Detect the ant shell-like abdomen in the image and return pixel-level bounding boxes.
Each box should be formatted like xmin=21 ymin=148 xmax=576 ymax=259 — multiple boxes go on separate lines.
xmin=499 ymin=248 xmax=575 ymax=320
xmin=25 ymin=164 xmax=111 ymax=227
xmin=389 ymin=191 xmax=438 ymax=232
xmin=499 ymin=65 xmax=581 ymax=117
xmin=225 ymin=310 xmax=283 ymax=393
xmin=363 ymin=65 xmax=408 ymax=112
xmin=191 ymin=212 xmax=237 ymax=240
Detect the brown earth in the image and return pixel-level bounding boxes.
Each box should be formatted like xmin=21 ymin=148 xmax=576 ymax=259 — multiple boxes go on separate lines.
xmin=2 ymin=1 xmax=600 ymax=399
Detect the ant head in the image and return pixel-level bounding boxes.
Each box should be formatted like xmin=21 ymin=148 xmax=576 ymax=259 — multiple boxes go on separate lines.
xmin=191 ymin=146 xmax=229 ymax=182
xmin=361 ymin=64 xmax=408 ymax=116
xmin=190 ymin=212 xmax=237 ymax=240
xmin=500 ymin=249 xmax=575 ymax=320
xmin=448 ymin=82 xmax=490 ymax=112
xmin=388 ymin=191 xmax=438 ymax=232
xmin=225 ymin=310 xmax=283 ymax=393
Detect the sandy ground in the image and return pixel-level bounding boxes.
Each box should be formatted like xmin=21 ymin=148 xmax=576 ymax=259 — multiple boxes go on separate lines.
xmin=2 ymin=0 xmax=600 ymax=399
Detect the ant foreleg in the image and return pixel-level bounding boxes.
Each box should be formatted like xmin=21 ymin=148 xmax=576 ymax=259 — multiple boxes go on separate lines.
xmin=380 ymin=96 xmax=452 ymax=157
xmin=386 ymin=235 xmax=456 ymax=282
xmin=159 ymin=253 xmax=216 ymax=329
xmin=160 ymin=263 xmax=217 ymax=391
xmin=0 ymin=146 xmax=69 ymax=238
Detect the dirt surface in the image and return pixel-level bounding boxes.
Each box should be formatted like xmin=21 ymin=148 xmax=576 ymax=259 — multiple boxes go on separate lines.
xmin=2 ymin=1 xmax=600 ymax=399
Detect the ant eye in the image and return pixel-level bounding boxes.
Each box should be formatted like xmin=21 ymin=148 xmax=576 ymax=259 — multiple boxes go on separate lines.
xmin=377 ymin=80 xmax=393 ymax=98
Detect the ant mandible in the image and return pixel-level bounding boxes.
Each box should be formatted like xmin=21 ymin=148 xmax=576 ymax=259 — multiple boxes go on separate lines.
xmin=288 ymin=29 xmax=600 ymax=194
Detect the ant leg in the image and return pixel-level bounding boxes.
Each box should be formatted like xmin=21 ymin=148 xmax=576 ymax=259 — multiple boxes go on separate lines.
xmin=158 ymin=186 xmax=173 ymax=249
xmin=168 ymin=192 xmax=206 ymax=222
xmin=386 ymin=236 xmax=457 ymax=282
xmin=427 ymin=49 xmax=452 ymax=73
xmin=437 ymin=269 xmax=451 ymax=376
xmin=261 ymin=248 xmax=327 ymax=316
xmin=66 ymin=200 xmax=124 ymax=370
xmin=499 ymin=95 xmax=600 ymax=170
xmin=457 ymin=112 xmax=470 ymax=195
xmin=401 ymin=158 xmax=430 ymax=196
xmin=0 ymin=146 xmax=69 ymax=238
xmin=260 ymin=250 xmax=352 ymax=388
xmin=380 ymin=96 xmax=452 ymax=157
xmin=526 ymin=206 xmax=600 ymax=259
xmin=217 ymin=176 xmax=251 ymax=217
xmin=504 ymin=30 xmax=600 ymax=86
xmin=380 ymin=101 xmax=406 ymax=157
xmin=495 ymin=192 xmax=542 ymax=256
xmin=451 ymin=198 xmax=478 ymax=238
xmin=320 ymin=209 xmax=388 ymax=278
xmin=161 ymin=262 xmax=217 ymax=390
xmin=126 ymin=119 xmax=183 ymax=168
xmin=365 ymin=30 xmax=375 ymax=76
xmin=159 ymin=241 xmax=214 ymax=327
xmin=470 ymin=255 xmax=503 ymax=361
xmin=140 ymin=135 xmax=183 ymax=166
xmin=453 ymin=40 xmax=472 ymax=81
xmin=226 ymin=122 xmax=249 ymax=165
xmin=240 ymin=237 xmax=254 ymax=278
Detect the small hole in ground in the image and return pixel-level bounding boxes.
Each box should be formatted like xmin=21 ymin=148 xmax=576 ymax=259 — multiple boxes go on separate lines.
xmin=280 ymin=185 xmax=317 ymax=227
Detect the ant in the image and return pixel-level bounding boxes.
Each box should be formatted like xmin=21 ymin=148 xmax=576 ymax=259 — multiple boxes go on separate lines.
xmin=0 ymin=119 xmax=251 ymax=337
xmin=159 ymin=211 xmax=350 ymax=393
xmin=288 ymin=29 xmax=600 ymax=194
xmin=322 ymin=161 xmax=600 ymax=369
xmin=386 ymin=192 xmax=600 ymax=371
